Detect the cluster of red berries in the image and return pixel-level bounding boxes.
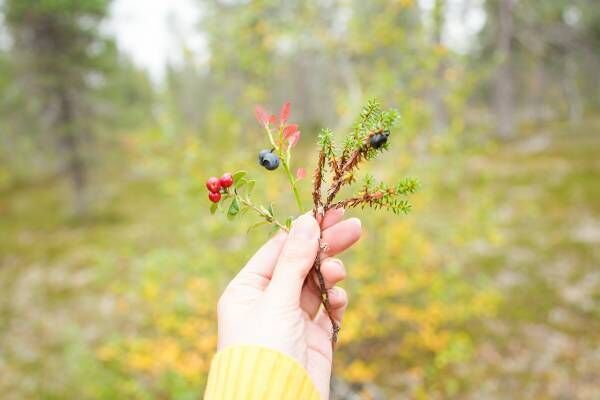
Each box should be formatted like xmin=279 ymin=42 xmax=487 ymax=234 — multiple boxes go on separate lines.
xmin=206 ymin=172 xmax=233 ymax=203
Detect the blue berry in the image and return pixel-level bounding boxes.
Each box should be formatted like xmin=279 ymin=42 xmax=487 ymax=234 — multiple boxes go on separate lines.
xmin=258 ymin=149 xmax=270 ymax=164
xmin=261 ymin=152 xmax=280 ymax=170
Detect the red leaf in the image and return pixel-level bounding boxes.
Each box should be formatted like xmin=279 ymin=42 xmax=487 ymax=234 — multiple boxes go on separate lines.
xmin=255 ymin=106 xmax=270 ymax=125
xmin=287 ymin=131 xmax=301 ymax=147
xmin=279 ymin=101 xmax=291 ymax=124
xmin=283 ymin=124 xmax=299 ymax=139
xmin=269 ymin=114 xmax=277 ymax=125
xmin=296 ymin=167 xmax=306 ymax=180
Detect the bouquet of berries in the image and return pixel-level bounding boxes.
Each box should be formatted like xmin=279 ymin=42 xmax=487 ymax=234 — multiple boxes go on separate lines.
xmin=205 ymin=99 xmax=418 ymax=343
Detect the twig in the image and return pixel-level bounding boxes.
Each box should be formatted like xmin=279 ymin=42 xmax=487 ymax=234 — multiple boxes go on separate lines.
xmin=238 ymin=197 xmax=288 ymax=231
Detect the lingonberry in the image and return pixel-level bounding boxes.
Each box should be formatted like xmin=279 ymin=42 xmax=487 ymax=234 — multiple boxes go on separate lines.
xmin=208 ymin=191 xmax=222 ymax=203
xmin=220 ymin=173 xmax=234 ymax=188
xmin=206 ymin=177 xmax=221 ymax=193
xmin=261 ymin=152 xmax=280 ymax=170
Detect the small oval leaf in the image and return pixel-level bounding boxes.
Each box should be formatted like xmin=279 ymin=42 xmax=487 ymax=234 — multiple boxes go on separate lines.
xmin=246 ymin=180 xmax=256 ymax=197
xmin=232 ymin=170 xmax=247 ymax=183
xmin=227 ymin=197 xmax=240 ymax=220
xmin=247 ymin=220 xmax=268 ymax=233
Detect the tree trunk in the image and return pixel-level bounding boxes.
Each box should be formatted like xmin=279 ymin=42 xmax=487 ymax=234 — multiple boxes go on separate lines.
xmin=493 ymin=0 xmax=515 ymax=139
xmin=563 ymin=56 xmax=583 ymax=125
xmin=431 ymin=0 xmax=449 ymax=135
xmin=57 ymin=90 xmax=87 ymax=217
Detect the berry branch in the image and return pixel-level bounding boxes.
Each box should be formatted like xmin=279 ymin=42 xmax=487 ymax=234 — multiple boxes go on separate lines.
xmin=260 ymin=103 xmax=304 ymax=212
xmin=206 ymin=98 xmax=418 ymax=347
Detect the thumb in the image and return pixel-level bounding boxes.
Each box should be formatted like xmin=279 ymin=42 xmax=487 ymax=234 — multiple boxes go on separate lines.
xmin=265 ymin=214 xmax=320 ymax=308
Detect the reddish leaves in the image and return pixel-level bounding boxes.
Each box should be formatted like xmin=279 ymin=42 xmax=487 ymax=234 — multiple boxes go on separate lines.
xmin=283 ymin=124 xmax=299 ymax=138
xmin=254 ymin=106 xmax=270 ymax=125
xmin=287 ymin=131 xmax=301 ymax=147
xmin=255 ymin=101 xmax=300 ymax=147
xmin=279 ymin=101 xmax=291 ymax=124
xmin=296 ymin=167 xmax=306 ymax=180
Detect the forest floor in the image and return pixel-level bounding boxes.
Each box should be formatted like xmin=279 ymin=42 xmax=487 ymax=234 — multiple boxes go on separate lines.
xmin=1 ymin=121 xmax=599 ymax=399
xmin=459 ymin=124 xmax=600 ymax=398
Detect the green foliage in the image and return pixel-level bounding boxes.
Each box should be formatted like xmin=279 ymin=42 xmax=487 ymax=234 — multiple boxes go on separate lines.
xmin=318 ymin=128 xmax=336 ymax=158
xmin=1 ymin=0 xmax=600 ymax=398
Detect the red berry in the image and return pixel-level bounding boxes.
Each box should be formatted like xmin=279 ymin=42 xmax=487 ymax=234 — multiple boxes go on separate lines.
xmin=220 ymin=172 xmax=234 ymax=188
xmin=206 ymin=177 xmax=221 ymax=193
xmin=208 ymin=191 xmax=221 ymax=203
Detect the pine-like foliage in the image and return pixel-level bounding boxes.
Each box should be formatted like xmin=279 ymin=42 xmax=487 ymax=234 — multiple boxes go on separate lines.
xmin=313 ymin=99 xmax=418 ymax=216
xmin=310 ymin=99 xmax=418 ymax=344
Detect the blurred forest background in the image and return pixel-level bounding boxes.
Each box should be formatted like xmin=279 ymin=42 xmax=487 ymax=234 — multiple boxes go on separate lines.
xmin=1 ymin=0 xmax=599 ymax=399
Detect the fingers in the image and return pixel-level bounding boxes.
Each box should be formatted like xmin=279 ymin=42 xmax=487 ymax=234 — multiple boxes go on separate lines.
xmin=321 ymin=218 xmax=362 ymax=257
xmin=230 ymin=211 xmax=360 ymax=294
xmin=229 ymin=230 xmax=287 ymax=289
xmin=300 ymin=258 xmax=346 ymax=318
xmin=265 ymin=215 xmax=320 ymax=307
xmin=315 ymin=286 xmax=348 ymax=332
xmin=318 ymin=207 xmax=345 ymax=229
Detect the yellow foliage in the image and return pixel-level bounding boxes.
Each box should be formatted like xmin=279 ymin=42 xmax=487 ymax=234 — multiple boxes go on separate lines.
xmin=343 ymin=360 xmax=377 ymax=382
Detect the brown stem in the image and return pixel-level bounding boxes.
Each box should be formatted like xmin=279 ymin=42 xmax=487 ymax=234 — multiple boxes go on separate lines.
xmin=312 ymin=210 xmax=340 ymax=347
xmin=310 ymin=160 xmax=339 ymax=346
xmin=308 ymin=130 xmax=381 ymax=346
xmin=330 ymin=191 xmax=385 ymax=210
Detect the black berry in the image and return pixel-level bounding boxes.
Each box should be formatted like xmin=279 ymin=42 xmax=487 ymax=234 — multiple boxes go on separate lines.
xmin=261 ymin=152 xmax=280 ymax=170
xmin=369 ymin=131 xmax=390 ymax=149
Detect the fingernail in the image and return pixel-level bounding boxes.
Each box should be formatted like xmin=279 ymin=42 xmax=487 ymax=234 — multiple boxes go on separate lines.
xmin=290 ymin=214 xmax=318 ymax=240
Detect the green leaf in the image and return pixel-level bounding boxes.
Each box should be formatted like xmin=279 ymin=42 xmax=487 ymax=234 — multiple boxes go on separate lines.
xmin=209 ymin=202 xmax=218 ymax=215
xmin=259 ymin=205 xmax=270 ymax=216
xmin=239 ymin=205 xmax=250 ymax=217
xmin=246 ymin=180 xmax=256 ymax=197
xmin=227 ymin=197 xmax=240 ymax=220
xmin=232 ymin=170 xmax=247 ymax=185
xmin=235 ymin=177 xmax=247 ymax=189
xmin=268 ymin=203 xmax=274 ymax=218
xmin=246 ymin=220 xmax=268 ymax=233
xmin=268 ymin=223 xmax=280 ymax=236
xmin=285 ymin=216 xmax=293 ymax=230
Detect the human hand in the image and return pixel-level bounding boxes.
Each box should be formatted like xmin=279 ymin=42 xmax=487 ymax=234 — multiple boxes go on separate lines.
xmin=216 ymin=209 xmax=362 ymax=399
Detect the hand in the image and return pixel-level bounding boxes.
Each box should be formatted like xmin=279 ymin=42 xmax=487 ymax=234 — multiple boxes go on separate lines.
xmin=216 ymin=210 xmax=362 ymax=399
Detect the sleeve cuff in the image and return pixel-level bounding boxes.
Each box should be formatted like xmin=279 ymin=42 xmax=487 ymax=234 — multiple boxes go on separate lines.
xmin=204 ymin=345 xmax=320 ymax=400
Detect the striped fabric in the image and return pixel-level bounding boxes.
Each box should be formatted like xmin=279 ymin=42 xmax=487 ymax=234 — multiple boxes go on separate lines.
xmin=204 ymin=345 xmax=320 ymax=400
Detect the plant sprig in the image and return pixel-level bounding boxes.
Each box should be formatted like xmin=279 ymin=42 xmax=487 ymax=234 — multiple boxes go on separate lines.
xmin=205 ymin=98 xmax=418 ymax=346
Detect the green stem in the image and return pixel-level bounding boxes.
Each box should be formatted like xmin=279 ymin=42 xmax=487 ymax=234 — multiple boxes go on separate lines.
xmin=281 ymin=158 xmax=303 ymax=212
xmin=238 ymin=196 xmax=288 ymax=231
xmin=264 ymin=125 xmax=303 ymax=212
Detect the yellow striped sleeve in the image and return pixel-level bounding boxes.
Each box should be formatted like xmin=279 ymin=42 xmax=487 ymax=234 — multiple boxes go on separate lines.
xmin=204 ymin=345 xmax=320 ymax=400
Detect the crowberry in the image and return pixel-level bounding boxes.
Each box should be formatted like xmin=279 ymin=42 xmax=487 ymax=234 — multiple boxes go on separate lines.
xmin=206 ymin=177 xmax=221 ymax=193
xmin=220 ymin=173 xmax=233 ymax=188
xmin=370 ymin=131 xmax=390 ymax=149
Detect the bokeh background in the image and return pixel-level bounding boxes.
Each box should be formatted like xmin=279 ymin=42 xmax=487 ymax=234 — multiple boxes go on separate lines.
xmin=1 ymin=0 xmax=599 ymax=399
